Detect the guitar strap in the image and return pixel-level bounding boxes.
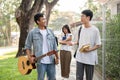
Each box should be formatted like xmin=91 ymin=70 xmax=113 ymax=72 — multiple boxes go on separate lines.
xmin=78 ymin=25 xmax=82 ymax=44
xmin=48 ymin=29 xmax=58 ymax=46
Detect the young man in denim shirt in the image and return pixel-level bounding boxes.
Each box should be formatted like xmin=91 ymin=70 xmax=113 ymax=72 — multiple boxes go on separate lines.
xmin=25 ymin=13 xmax=59 ymax=80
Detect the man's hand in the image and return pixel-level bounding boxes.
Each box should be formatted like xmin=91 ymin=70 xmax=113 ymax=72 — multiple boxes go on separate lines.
xmin=83 ymin=48 xmax=91 ymax=52
xmin=54 ymin=58 xmax=59 ymax=65
xmin=28 ymin=55 xmax=36 ymax=64
xmin=67 ymin=41 xmax=78 ymax=46
xmin=66 ymin=41 xmax=73 ymax=46
xmin=83 ymin=45 xmax=101 ymax=53
xmin=26 ymin=49 xmax=35 ymax=64
xmin=79 ymin=44 xmax=90 ymax=53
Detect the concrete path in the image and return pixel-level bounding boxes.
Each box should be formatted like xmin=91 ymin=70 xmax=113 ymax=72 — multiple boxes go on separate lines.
xmin=0 ymin=46 xmax=18 ymax=56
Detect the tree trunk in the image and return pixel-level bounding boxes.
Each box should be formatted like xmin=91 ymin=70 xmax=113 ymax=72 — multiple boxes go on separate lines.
xmin=17 ymin=18 xmax=29 ymax=57
xmin=15 ymin=0 xmax=44 ymax=57
xmin=44 ymin=0 xmax=59 ymax=26
xmin=45 ymin=6 xmax=52 ymax=26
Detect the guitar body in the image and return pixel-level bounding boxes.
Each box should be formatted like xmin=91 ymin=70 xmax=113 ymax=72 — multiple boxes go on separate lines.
xmin=18 ymin=50 xmax=57 ymax=75
xmin=18 ymin=56 xmax=36 ymax=75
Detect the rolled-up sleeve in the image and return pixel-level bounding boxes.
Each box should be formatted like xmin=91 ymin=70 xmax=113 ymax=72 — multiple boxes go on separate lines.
xmin=95 ymin=29 xmax=101 ymax=45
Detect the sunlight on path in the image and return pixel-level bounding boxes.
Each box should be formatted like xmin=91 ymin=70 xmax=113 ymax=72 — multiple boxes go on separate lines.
xmin=0 ymin=54 xmax=15 ymax=60
xmin=0 ymin=46 xmax=18 ymax=59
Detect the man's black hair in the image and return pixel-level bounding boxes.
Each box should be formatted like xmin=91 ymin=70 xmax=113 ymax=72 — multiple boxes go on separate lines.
xmin=82 ymin=9 xmax=93 ymax=21
xmin=34 ymin=13 xmax=44 ymax=24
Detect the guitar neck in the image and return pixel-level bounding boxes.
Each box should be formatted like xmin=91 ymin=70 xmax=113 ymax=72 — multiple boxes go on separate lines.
xmin=36 ymin=54 xmax=46 ymax=61
xmin=35 ymin=50 xmax=56 ymax=61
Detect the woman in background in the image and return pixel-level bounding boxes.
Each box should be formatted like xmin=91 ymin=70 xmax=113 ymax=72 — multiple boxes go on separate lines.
xmin=59 ymin=24 xmax=72 ymax=80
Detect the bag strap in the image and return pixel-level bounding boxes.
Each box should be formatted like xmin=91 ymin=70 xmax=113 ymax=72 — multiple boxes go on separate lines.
xmin=73 ymin=26 xmax=82 ymax=58
xmin=77 ymin=25 xmax=82 ymax=44
xmin=48 ymin=29 xmax=58 ymax=46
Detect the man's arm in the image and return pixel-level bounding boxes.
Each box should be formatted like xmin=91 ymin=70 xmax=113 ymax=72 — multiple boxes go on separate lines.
xmin=59 ymin=40 xmax=68 ymax=45
xmin=26 ymin=49 xmax=35 ymax=63
xmin=89 ymin=45 xmax=101 ymax=51
xmin=66 ymin=40 xmax=78 ymax=46
xmin=26 ymin=49 xmax=32 ymax=58
xmin=84 ymin=45 xmax=101 ymax=52
xmin=24 ymin=30 xmax=35 ymax=63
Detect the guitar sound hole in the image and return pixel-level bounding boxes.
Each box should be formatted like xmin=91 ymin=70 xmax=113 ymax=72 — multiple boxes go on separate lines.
xmin=27 ymin=60 xmax=30 ymax=65
xmin=22 ymin=61 xmax=25 ymax=69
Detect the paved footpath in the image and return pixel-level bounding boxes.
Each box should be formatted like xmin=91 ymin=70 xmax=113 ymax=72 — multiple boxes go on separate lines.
xmin=56 ymin=57 xmax=76 ymax=80
xmin=0 ymin=46 xmax=18 ymax=56
xmin=56 ymin=53 xmax=102 ymax=80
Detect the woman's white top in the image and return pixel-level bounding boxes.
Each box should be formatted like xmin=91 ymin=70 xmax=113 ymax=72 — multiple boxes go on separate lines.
xmin=60 ymin=33 xmax=72 ymax=52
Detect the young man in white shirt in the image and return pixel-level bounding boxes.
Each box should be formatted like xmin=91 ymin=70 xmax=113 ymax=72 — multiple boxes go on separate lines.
xmin=71 ymin=9 xmax=101 ymax=80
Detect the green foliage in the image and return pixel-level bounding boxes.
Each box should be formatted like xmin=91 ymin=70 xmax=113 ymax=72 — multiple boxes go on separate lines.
xmin=105 ymin=14 xmax=120 ymax=80
xmin=48 ymin=0 xmax=54 ymax=3
xmin=96 ymin=14 xmax=120 ymax=80
xmin=49 ymin=12 xmax=80 ymax=31
xmin=49 ymin=17 xmax=70 ymax=30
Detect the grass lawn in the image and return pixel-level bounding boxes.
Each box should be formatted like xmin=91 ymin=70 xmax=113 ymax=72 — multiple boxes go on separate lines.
xmin=0 ymin=52 xmax=37 ymax=80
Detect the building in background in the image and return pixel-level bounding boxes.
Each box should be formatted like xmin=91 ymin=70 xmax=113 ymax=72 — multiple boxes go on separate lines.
xmin=108 ymin=0 xmax=120 ymax=15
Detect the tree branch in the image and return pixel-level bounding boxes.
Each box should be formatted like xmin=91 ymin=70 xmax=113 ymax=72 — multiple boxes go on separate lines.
xmin=44 ymin=0 xmax=59 ymax=25
xmin=15 ymin=0 xmax=33 ymax=26
xmin=44 ymin=0 xmax=59 ymax=8
xmin=30 ymin=0 xmax=44 ymax=13
xmin=51 ymin=0 xmax=59 ymax=8
xmin=27 ymin=0 xmax=44 ymax=21
xmin=19 ymin=0 xmax=33 ymax=12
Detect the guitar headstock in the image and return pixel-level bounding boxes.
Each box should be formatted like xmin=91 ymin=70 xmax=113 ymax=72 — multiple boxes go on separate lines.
xmin=46 ymin=50 xmax=57 ymax=56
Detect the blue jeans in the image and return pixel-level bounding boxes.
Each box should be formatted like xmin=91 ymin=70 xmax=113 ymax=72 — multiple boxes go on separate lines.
xmin=37 ymin=63 xmax=56 ymax=80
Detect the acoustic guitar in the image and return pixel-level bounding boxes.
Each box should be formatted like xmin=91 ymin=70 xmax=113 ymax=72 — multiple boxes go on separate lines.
xmin=18 ymin=50 xmax=56 ymax=75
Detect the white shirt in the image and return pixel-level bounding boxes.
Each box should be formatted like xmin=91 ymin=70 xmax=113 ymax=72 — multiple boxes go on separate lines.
xmin=60 ymin=33 xmax=72 ymax=51
xmin=40 ymin=29 xmax=51 ymax=64
xmin=76 ymin=25 xmax=101 ymax=65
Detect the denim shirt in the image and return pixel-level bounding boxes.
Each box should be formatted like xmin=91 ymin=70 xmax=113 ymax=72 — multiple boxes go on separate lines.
xmin=25 ymin=27 xmax=57 ymax=63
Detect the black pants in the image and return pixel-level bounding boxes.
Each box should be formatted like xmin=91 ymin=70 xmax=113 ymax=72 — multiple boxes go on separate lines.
xmin=76 ymin=61 xmax=94 ymax=80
